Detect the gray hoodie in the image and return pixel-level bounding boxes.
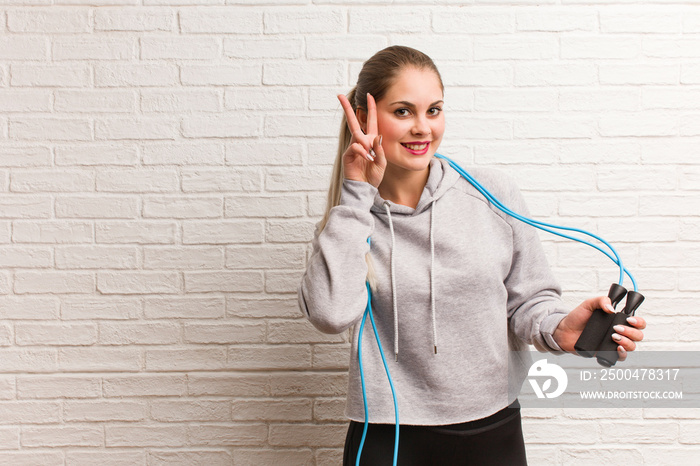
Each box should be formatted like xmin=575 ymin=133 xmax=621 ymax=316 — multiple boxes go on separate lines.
xmin=298 ymin=156 xmax=569 ymax=425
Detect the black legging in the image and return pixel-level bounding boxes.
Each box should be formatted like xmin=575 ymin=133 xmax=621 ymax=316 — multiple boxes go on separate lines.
xmin=342 ymin=400 xmax=527 ymax=466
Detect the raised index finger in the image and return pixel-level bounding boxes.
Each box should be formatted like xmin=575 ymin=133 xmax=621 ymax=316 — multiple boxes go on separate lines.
xmin=337 ymin=94 xmax=362 ymax=136
xmin=367 ymin=93 xmax=378 ymax=136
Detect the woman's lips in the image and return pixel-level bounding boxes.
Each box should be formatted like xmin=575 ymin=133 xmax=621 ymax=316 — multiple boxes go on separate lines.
xmin=400 ymin=142 xmax=430 ymax=155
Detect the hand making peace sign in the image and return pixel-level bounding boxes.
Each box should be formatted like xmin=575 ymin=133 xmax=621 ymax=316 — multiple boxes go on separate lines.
xmin=337 ymin=93 xmax=387 ymax=188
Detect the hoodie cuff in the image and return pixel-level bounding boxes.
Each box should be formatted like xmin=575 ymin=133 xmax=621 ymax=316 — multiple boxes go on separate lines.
xmin=539 ymin=312 xmax=568 ymax=353
xmin=341 ymin=179 xmax=378 ymax=211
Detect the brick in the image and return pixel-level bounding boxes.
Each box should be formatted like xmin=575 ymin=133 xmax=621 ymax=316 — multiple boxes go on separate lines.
xmin=226 ymin=244 xmax=305 ymax=269
xmin=181 ymin=64 xmax=261 ymax=86
xmin=600 ymin=421 xmax=678 ymax=443
xmin=8 ymin=9 xmax=88 ymax=33
xmin=182 ymin=220 xmax=263 ymax=244
xmin=514 ymin=116 xmax=595 ymax=139
xmin=316 ymin=449 xmax=343 ymax=466
xmin=187 ymin=373 xmax=271 ymax=397
xmin=314 ymin=398 xmax=346 ymax=421
xmin=53 ymin=37 xmax=134 ymax=60
xmin=600 ymin=63 xmax=679 ymax=85
xmin=65 ymin=401 xmax=147 ymax=421
xmin=597 ymin=218 xmax=678 ymax=243
xmin=0 ymin=401 xmax=61 ymax=423
xmin=96 ymin=221 xmax=176 ymax=244
xmin=146 ymin=348 xmax=226 ymax=371
xmin=0 ymin=146 xmax=51 ymax=167
xmin=66 ymin=291 xmax=116 ymax=315
xmin=514 ymin=62 xmax=596 ymax=86
xmin=266 ymin=220 xmax=316 ymax=243
xmin=97 ymin=271 xmax=180 ymax=294
xmin=644 ymin=37 xmax=700 ymax=58
xmin=12 ymin=221 xmax=90 ymax=244
xmin=599 ymin=114 xmax=677 ymax=137
xmin=268 ymin=320 xmax=344 ymax=344
xmin=10 ymin=63 xmax=90 ymax=87
xmin=181 ymin=168 xmax=261 ymax=193
xmin=141 ymin=37 xmax=217 ymax=59
xmin=94 ymin=7 xmax=174 ymax=31
xmin=11 ymin=169 xmax=94 ymax=192
xmin=600 ymin=9 xmax=681 ymax=33
xmin=56 ymin=196 xmax=138 ymax=218
xmin=474 ymin=142 xmax=557 ymax=165
xmin=681 ymin=63 xmax=700 ymax=84
xmin=67 ymin=451 xmax=147 ymax=465
xmin=227 ymin=194 xmax=305 ymax=219
xmin=10 ymin=117 xmax=91 ymax=141
xmin=269 ymin=423 xmax=346 ymax=447
xmin=265 ymin=114 xmax=338 ymax=138
xmin=312 ymin=344 xmax=351 ymax=370
xmin=182 ymin=115 xmax=260 ymax=138
xmin=228 ymin=345 xmax=311 ymax=370
xmin=228 ymin=141 xmax=303 ymax=166
xmin=184 ymin=322 xmax=266 ymax=344
xmin=0 ymin=194 xmax=51 ymax=220
xmin=97 ymin=169 xmax=178 ymax=192
xmin=95 ymin=117 xmax=178 ymax=140
xmin=560 ymin=89 xmax=640 ymax=112
xmin=560 ymin=448 xmax=643 ymax=464
xmin=94 ymin=63 xmax=178 ymax=87
xmin=21 ymin=426 xmax=103 ymax=447
xmin=640 ymin=195 xmax=699 ymax=216
xmin=306 ymin=35 xmax=387 ymax=59
xmin=267 ymin=8 xmax=344 ymax=33
xmin=263 ymin=62 xmax=344 ymax=86
xmin=640 ymin=244 xmax=700 ymax=267
xmin=151 ymin=400 xmax=231 ymax=422
xmin=475 ymin=89 xmax=557 ymax=112
xmin=0 ymin=37 xmax=47 ymax=60
xmin=225 ymin=36 xmax=303 ymax=59
xmin=145 ymin=296 xmax=225 ymax=319
xmin=59 ymin=347 xmax=141 ymax=372
xmin=148 ymin=451 xmax=231 ymax=466
xmin=142 ymin=90 xmax=220 ymax=113
xmin=643 ymin=88 xmax=700 ymax=110
xmin=475 ymin=36 xmax=558 ymax=60
xmin=14 ymin=271 xmax=94 ymax=294
xmin=187 ymin=424 xmax=267 ymax=446
xmin=15 ymin=323 xmax=97 ymax=346
xmin=229 ymin=297 xmax=301 ymax=319
xmin=270 ymin=372 xmax=347 ymax=396
xmin=562 ymin=36 xmax=640 ymax=59
xmin=560 ymin=141 xmax=640 ymax=164
xmin=17 ymin=376 xmax=100 ymax=399
xmin=186 ymin=270 xmax=263 ymax=293
xmin=103 ymin=375 xmax=187 ymax=397
xmin=56 ymin=246 xmax=139 ymax=269
xmin=106 ymin=425 xmax=187 ymax=447
xmin=433 ymin=8 xmax=512 ymax=33
xmin=144 ymin=246 xmax=223 ymax=269
xmin=55 ymin=144 xmax=139 ymax=166
xmin=232 ymin=398 xmax=312 ymax=421
xmin=0 ymin=297 xmax=58 ymax=320
xmin=143 ymin=196 xmax=222 ymax=218
xmin=442 ymin=63 xmax=514 ymax=87
xmin=98 ymin=322 xmax=180 ymax=345
xmin=523 ymin=420 xmax=599 ymax=444
xmin=226 ymin=87 xmax=305 ymax=112
xmin=232 ymin=449 xmax=313 ymax=466
xmin=516 ymin=8 xmax=594 ymax=31
xmin=641 ymin=447 xmax=700 ymax=464
xmin=0 ymin=90 xmax=51 ymax=112
xmin=180 ymin=8 xmax=262 ymax=33
xmin=598 ymin=166 xmax=676 ymax=191
xmin=559 ymin=194 xmax=638 ymax=217
xmin=0 ymin=246 xmax=51 ymax=267
xmin=266 ymin=270 xmax=303 ymax=293
xmin=141 ymin=142 xmax=224 ymax=166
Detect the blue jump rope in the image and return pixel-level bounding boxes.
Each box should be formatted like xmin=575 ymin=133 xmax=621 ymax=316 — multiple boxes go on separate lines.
xmin=355 ymin=153 xmax=639 ymax=466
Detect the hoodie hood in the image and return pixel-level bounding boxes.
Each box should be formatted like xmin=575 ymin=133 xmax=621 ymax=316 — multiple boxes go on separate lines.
xmin=368 ymin=156 xmax=462 ymax=359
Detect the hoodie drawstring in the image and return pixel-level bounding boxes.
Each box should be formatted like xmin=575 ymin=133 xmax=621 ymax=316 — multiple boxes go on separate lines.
xmin=383 ymin=199 xmax=439 ymax=360
xmin=383 ymin=201 xmax=399 ymax=361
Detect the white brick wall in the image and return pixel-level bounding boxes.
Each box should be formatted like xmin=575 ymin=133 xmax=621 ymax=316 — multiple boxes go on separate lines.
xmin=0 ymin=1 xmax=698 ymax=464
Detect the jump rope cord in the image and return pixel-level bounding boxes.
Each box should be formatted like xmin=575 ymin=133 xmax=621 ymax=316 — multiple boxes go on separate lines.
xmin=356 ymin=156 xmax=639 ymax=465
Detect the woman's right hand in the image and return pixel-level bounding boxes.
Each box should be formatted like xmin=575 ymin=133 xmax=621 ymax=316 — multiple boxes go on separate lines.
xmin=337 ymin=93 xmax=387 ymax=188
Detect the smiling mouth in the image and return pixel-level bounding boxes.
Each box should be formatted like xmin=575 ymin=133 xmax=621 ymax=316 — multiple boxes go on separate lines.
xmin=401 ymin=142 xmax=429 ymax=151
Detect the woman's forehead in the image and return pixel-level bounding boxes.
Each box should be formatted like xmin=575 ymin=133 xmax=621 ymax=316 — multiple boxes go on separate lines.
xmin=383 ymin=68 xmax=444 ymax=104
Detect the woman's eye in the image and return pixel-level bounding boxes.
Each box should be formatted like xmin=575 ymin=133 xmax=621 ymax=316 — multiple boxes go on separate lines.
xmin=394 ymin=108 xmax=410 ymax=117
xmin=429 ymin=107 xmax=442 ymax=116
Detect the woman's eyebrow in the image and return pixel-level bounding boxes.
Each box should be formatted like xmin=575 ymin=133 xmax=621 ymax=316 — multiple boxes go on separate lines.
xmin=389 ymin=100 xmax=444 ymax=107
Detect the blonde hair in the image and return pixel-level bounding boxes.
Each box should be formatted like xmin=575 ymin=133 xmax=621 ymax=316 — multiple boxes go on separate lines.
xmin=319 ymin=46 xmax=444 ymax=288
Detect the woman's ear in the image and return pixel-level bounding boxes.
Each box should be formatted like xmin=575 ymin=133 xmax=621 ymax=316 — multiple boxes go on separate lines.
xmin=356 ymin=108 xmax=368 ymax=134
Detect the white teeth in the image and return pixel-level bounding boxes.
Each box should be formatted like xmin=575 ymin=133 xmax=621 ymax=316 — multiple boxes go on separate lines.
xmin=402 ymin=143 xmax=428 ymax=150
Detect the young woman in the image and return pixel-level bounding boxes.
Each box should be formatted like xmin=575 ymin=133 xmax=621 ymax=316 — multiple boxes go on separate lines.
xmin=297 ymin=46 xmax=646 ymax=465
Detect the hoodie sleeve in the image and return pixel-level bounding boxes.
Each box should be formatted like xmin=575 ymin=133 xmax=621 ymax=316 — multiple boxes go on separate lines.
xmin=501 ymin=179 xmax=570 ymax=354
xmin=297 ymin=179 xmax=378 ymax=334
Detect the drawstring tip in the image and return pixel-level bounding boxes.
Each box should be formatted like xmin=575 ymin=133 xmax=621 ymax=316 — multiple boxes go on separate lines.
xmin=395 ymin=353 xmax=398 ymax=362
xmin=434 ymin=345 xmax=437 ymax=354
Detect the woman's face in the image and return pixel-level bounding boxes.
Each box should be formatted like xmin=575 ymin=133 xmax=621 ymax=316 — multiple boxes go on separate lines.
xmin=359 ymin=67 xmax=445 ymax=174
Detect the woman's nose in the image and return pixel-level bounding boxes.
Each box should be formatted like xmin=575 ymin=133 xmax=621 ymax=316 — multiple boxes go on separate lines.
xmin=412 ymin=116 xmax=431 ymax=135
